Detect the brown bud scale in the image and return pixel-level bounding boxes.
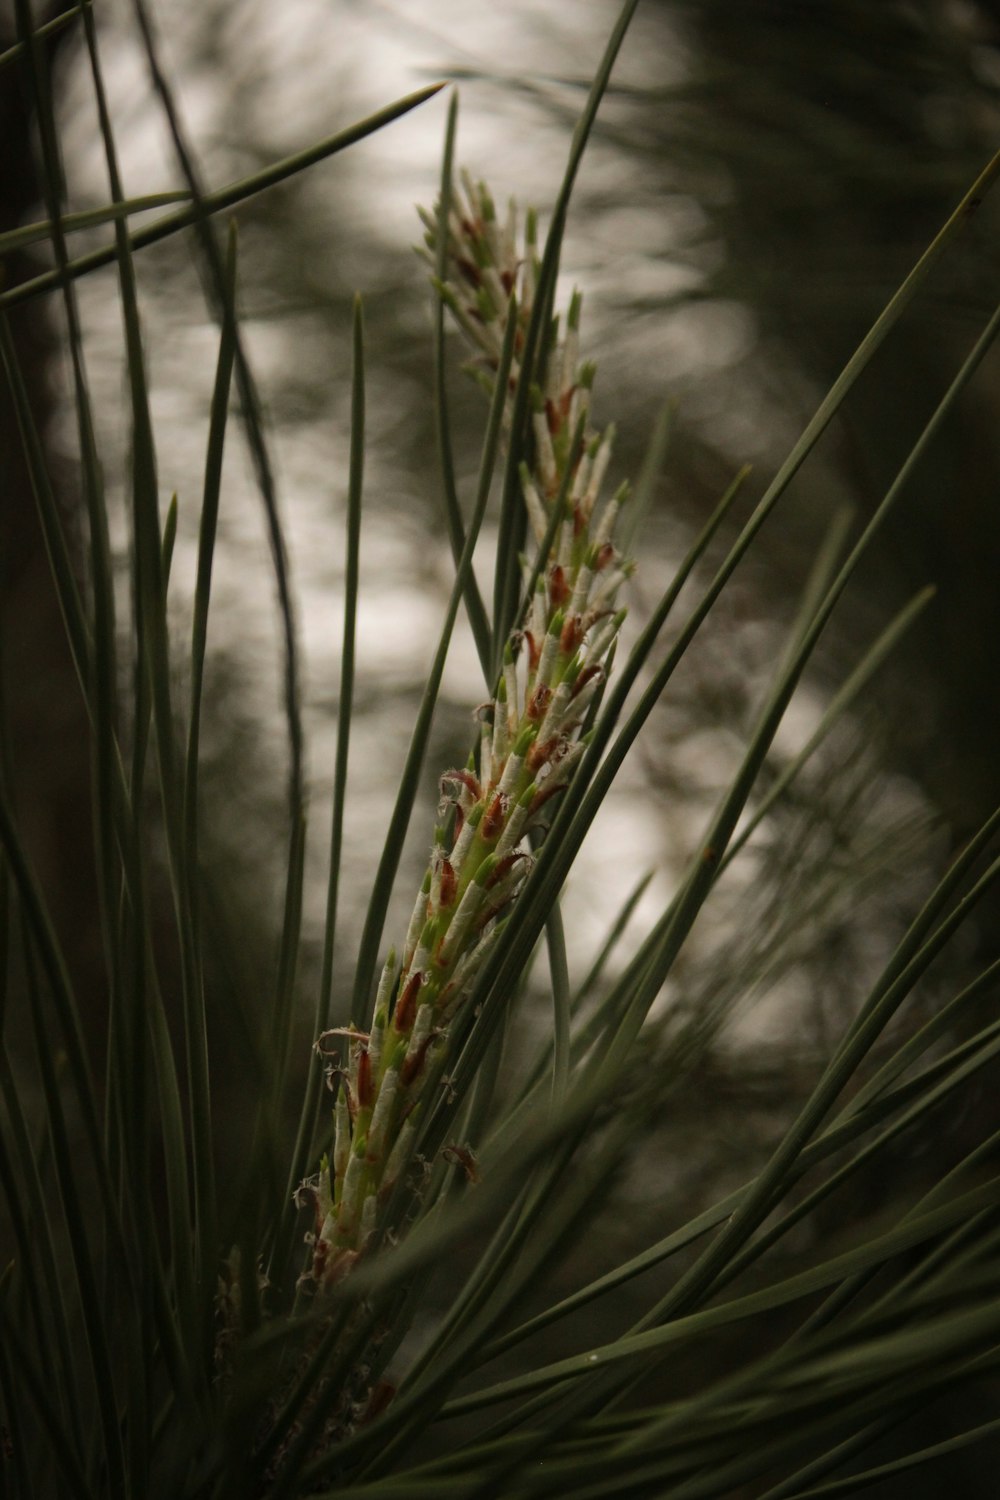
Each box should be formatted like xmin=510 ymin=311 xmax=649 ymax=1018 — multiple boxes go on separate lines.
xmin=356 ymin=1048 xmax=373 ymax=1109
xmin=526 ymin=683 xmax=552 ymax=722
xmin=439 ymin=858 xmax=457 ymax=909
xmin=394 ymin=971 xmax=423 ymax=1034
xmin=481 ymin=792 xmax=508 ymax=842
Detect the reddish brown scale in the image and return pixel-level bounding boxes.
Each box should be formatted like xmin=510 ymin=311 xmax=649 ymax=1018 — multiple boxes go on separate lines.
xmin=324 ymin=1248 xmax=359 ymax=1287
xmin=394 ymin=971 xmax=423 ymax=1034
xmin=594 ymin=541 xmax=616 ymax=572
xmin=355 ymin=1047 xmax=374 ymax=1110
xmin=573 ymin=501 xmax=586 ymax=538
xmin=474 ymin=892 xmax=517 ymax=933
xmin=527 ymin=734 xmax=560 ymax=772
xmin=524 ymin=630 xmax=542 ymax=670
xmin=529 ymin=781 xmax=567 ymax=819
xmin=443 ymin=1144 xmax=481 ymax=1183
xmin=439 ymin=857 xmax=457 ymax=909
xmin=359 ymin=1382 xmax=396 ymax=1427
xmin=544 ymin=396 xmax=561 ymax=437
xmin=441 ymin=767 xmax=482 ymax=803
xmin=485 ymin=849 xmax=528 ymax=888
xmin=456 ymin=255 xmax=481 ymax=288
xmin=526 ymin=682 xmax=552 ymax=723
xmin=548 ymin=564 xmax=570 ymax=609
xmin=401 ymin=1029 xmax=439 ymax=1087
xmin=560 ymin=613 xmax=584 ymax=655
xmin=315 ymin=1025 xmax=370 ymax=1057
xmin=500 ymin=267 xmax=515 ymax=294
xmin=453 ymin=804 xmax=465 ymax=843
xmin=481 ymin=791 xmax=508 ymax=842
xmin=571 ymin=663 xmax=602 ymax=698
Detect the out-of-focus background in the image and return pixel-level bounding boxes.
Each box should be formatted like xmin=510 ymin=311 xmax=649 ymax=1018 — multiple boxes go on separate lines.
xmin=20 ymin=0 xmax=1000 ymax=946
xmin=3 ymin=3 xmax=1000 ymax=1487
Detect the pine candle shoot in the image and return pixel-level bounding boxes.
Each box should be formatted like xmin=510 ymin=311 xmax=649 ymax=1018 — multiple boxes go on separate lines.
xmin=299 ymin=170 xmax=634 ymax=1289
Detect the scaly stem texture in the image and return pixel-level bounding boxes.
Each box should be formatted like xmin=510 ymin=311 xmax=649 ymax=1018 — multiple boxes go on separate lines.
xmin=301 ymin=171 xmax=632 ymax=1289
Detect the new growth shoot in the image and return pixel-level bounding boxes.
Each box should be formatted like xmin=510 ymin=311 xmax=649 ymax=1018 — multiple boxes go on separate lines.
xmin=299 ymin=170 xmax=633 ymax=1289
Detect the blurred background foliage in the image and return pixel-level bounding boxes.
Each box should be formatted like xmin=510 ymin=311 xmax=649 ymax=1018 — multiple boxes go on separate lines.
xmin=2 ymin=1 xmax=1000 ymax=1493
xmin=667 ymin=0 xmax=1000 ymax=833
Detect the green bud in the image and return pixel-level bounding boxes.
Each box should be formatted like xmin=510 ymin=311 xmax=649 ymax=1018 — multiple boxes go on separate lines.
xmin=513 ymin=724 xmax=537 ymax=757
xmin=470 ymin=367 xmax=495 ymax=398
xmin=386 ymin=1035 xmax=408 ymax=1073
xmin=432 ymin=277 xmax=459 ymax=313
